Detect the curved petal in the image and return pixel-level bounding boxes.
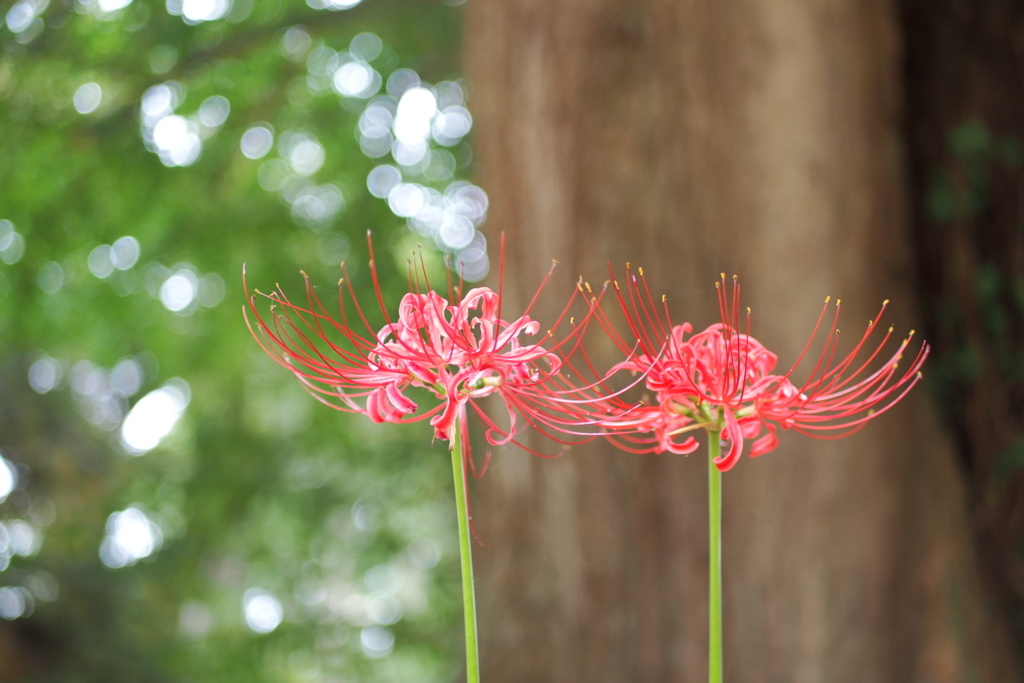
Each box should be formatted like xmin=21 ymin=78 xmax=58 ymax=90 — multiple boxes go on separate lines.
xmin=385 ymin=382 xmax=418 ymax=415
xmin=714 ymin=409 xmax=744 ymax=472
xmin=664 ymin=434 xmax=700 ymax=454
xmin=750 ymin=421 xmax=778 ymax=457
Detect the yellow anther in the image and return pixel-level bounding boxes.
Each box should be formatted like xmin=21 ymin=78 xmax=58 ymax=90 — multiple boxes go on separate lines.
xmin=299 ymin=270 xmax=308 ymax=277
xmin=720 ymin=272 xmax=726 ymax=279
xmin=715 ymin=282 xmax=721 ymax=288
xmin=836 ymin=299 xmax=841 ymax=306
xmin=662 ymin=294 xmax=667 ymax=303
xmin=917 ymin=371 xmax=923 ymax=379
xmin=825 ymin=296 xmax=830 ymax=303
xmin=909 ymin=329 xmax=915 ymax=336
xmin=338 ymin=279 xmax=344 ymax=286
xmin=888 ymin=325 xmax=894 ymax=333
xmin=638 ymin=266 xmax=644 ymax=276
xmin=868 ymin=319 xmax=873 ymax=326
xmin=626 ymin=262 xmax=631 ymax=270
xmin=882 ymin=299 xmax=890 ymax=306
xmin=570 ymin=317 xmax=574 ymax=325
xmin=747 ymin=307 xmax=751 ymax=314
xmin=614 ymin=280 xmax=620 ymax=290
xmin=585 ymin=282 xmax=593 ymax=293
xmin=552 ymin=259 xmax=559 ymax=264
xmin=732 ymin=274 xmax=738 ymax=280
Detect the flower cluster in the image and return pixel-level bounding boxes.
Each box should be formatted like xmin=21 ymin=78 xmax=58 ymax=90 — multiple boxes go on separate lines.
xmin=589 ymin=269 xmax=929 ymax=471
xmin=244 ymin=235 xmax=614 ymax=460
xmin=246 ymin=240 xmax=928 ymax=475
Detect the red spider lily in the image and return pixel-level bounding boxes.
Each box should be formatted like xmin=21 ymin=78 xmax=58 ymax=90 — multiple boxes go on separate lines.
xmin=243 ymin=234 xmax=627 ymax=468
xmin=588 ymin=269 xmax=929 ymax=472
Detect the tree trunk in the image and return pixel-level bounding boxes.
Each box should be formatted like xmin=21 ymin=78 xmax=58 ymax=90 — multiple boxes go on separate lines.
xmin=464 ymin=0 xmax=1020 ymax=681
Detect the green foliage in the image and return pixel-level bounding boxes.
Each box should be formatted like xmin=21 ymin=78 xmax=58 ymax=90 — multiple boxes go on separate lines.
xmin=926 ymin=121 xmax=1023 ymax=225
xmin=0 ymin=0 xmax=469 ymax=679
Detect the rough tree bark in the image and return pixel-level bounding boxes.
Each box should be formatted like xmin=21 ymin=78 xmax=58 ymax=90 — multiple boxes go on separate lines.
xmin=464 ymin=0 xmax=1020 ymax=681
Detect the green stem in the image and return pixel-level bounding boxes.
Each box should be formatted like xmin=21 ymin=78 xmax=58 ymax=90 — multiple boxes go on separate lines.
xmin=450 ymin=419 xmax=481 ymax=683
xmin=708 ymin=431 xmax=723 ymax=683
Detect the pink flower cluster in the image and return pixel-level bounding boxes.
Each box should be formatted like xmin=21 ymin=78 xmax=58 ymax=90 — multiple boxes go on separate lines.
xmin=591 ymin=270 xmax=928 ymax=471
xmin=244 ymin=236 xmax=607 ymax=460
xmin=246 ymin=239 xmax=928 ymax=473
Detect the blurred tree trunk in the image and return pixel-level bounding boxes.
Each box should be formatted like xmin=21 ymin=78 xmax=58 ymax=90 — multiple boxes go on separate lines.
xmin=464 ymin=0 xmax=1020 ymax=681
xmin=901 ymin=0 xmax=1024 ymax=646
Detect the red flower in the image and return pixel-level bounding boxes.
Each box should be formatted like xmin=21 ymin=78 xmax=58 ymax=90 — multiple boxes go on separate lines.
xmin=243 ymin=234 xmax=608 ymax=460
xmin=593 ymin=270 xmax=929 ymax=471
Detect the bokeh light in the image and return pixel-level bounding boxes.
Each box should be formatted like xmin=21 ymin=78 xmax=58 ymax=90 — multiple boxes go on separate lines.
xmin=28 ymin=354 xmax=63 ymax=393
xmin=243 ymin=588 xmax=283 ymax=634
xmin=241 ymin=124 xmax=274 ymax=159
xmin=0 ymin=454 xmax=18 ymax=503
xmin=99 ymin=506 xmax=163 ymax=568
xmin=0 ymin=220 xmax=25 ymax=265
xmin=120 ymin=380 xmax=190 ymax=455
xmin=73 ymin=83 xmax=103 ymax=115
xmin=360 ymin=625 xmax=394 ymax=658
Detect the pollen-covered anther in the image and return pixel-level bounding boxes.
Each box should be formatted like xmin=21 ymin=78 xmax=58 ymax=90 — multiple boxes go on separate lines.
xmin=638 ymin=266 xmax=644 ymax=276
xmin=825 ymin=296 xmax=830 ymax=303
xmin=836 ymin=299 xmax=841 ymax=306
xmin=663 ymin=295 xmax=667 ymax=303
xmin=585 ymin=282 xmax=593 ymax=294
xmin=883 ymin=299 xmax=890 ymax=305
